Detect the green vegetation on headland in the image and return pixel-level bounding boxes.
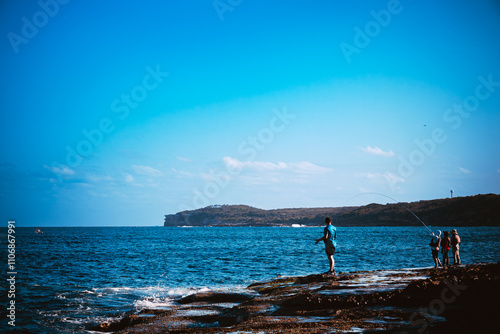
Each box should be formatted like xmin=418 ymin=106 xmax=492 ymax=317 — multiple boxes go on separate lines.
xmin=165 ymin=193 xmax=500 ymax=227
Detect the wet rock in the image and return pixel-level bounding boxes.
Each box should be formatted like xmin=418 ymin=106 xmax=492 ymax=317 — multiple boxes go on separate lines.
xmin=95 ymin=263 xmax=500 ymax=333
xmin=248 ymin=276 xmax=298 ymax=289
xmin=91 ymin=314 xmax=148 ymax=332
xmin=177 ymin=292 xmax=253 ymax=304
xmin=216 ymin=305 xmax=251 ymax=327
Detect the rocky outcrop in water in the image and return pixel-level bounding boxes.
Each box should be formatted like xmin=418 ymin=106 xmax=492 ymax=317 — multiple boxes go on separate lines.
xmin=93 ymin=263 xmax=500 ymax=333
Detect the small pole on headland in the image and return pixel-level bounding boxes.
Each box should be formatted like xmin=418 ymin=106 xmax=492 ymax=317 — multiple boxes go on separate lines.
xmin=450 ymin=190 xmax=453 ymax=198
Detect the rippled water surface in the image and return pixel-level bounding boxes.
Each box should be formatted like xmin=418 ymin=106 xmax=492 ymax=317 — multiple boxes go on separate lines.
xmin=1 ymin=226 xmax=499 ymax=333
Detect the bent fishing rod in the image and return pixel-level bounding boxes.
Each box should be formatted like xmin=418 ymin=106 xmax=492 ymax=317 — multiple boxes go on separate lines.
xmin=348 ymin=192 xmax=434 ymax=235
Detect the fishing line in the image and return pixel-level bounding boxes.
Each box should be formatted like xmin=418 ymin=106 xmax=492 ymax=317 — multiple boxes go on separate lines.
xmin=347 ymin=192 xmax=433 ymax=234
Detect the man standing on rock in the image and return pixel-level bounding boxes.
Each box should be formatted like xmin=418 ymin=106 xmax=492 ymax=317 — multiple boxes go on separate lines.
xmin=451 ymin=229 xmax=461 ymax=265
xmin=315 ymin=217 xmax=337 ymax=275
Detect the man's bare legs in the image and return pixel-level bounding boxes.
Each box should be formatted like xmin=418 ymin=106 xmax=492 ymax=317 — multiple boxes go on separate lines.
xmin=453 ymin=248 xmax=461 ymax=265
xmin=327 ymin=254 xmax=335 ymax=273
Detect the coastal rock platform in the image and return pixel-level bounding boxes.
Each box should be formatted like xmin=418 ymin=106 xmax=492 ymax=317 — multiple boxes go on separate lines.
xmin=93 ymin=263 xmax=499 ymax=333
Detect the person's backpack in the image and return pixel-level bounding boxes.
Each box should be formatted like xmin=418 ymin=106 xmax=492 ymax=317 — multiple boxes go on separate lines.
xmin=430 ymin=236 xmax=440 ymax=247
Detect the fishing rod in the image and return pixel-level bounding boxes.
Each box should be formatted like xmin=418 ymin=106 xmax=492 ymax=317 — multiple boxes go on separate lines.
xmin=347 ymin=192 xmax=434 ymax=235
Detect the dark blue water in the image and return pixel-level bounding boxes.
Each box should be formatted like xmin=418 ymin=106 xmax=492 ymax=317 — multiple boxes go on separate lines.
xmin=1 ymin=226 xmax=499 ymax=333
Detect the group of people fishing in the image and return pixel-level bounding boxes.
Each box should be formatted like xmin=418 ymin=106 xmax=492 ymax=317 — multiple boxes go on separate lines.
xmin=430 ymin=229 xmax=461 ymax=268
xmin=315 ymin=217 xmax=463 ymax=274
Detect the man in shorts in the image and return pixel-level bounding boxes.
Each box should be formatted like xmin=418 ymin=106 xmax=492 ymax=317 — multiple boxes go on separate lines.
xmin=315 ymin=217 xmax=337 ymax=275
xmin=451 ymin=229 xmax=461 ymax=265
xmin=429 ymin=230 xmax=442 ymax=268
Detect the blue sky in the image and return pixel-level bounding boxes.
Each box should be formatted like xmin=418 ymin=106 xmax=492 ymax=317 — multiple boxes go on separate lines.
xmin=1 ymin=0 xmax=499 ymax=226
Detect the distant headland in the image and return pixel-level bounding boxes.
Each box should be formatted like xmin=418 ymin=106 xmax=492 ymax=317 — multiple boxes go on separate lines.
xmin=164 ymin=193 xmax=500 ymax=227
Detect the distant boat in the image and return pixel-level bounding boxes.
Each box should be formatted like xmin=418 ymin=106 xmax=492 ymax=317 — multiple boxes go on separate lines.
xmin=35 ymin=228 xmax=43 ymax=234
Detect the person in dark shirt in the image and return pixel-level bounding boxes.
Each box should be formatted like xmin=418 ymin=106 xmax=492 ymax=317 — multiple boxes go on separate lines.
xmin=441 ymin=230 xmax=451 ymax=266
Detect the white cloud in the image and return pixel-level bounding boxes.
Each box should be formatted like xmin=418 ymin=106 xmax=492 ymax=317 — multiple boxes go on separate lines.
xmin=358 ymin=172 xmax=381 ymax=182
xmin=459 ymin=167 xmax=472 ymax=174
xmin=217 ymin=157 xmax=332 ymax=186
xmin=131 ymin=165 xmax=163 ymax=177
xmin=222 ymin=157 xmax=332 ymax=174
xmin=384 ymin=172 xmax=405 ymax=185
xmin=176 ymin=156 xmax=193 ymax=162
xmin=358 ymin=172 xmax=405 ymax=185
xmin=178 ymin=171 xmax=193 ymax=177
xmin=45 ymin=165 xmax=75 ymax=176
xmin=361 ymin=146 xmax=395 ymax=157
xmin=291 ymin=161 xmax=333 ymax=174
xmin=358 ymin=187 xmax=370 ymax=193
xmin=171 ymin=168 xmax=193 ymax=178
xmin=200 ymin=172 xmax=216 ymax=182
xmin=85 ymin=173 xmax=114 ymax=183
xmin=88 ymin=190 xmax=109 ymax=198
xmin=223 ymin=157 xmax=287 ymax=171
xmin=123 ymin=173 xmax=135 ymax=183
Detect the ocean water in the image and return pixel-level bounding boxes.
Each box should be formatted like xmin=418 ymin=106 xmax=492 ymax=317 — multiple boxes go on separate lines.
xmin=1 ymin=226 xmax=499 ymax=333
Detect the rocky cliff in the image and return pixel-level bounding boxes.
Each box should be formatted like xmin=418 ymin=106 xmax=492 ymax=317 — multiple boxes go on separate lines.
xmin=164 ymin=194 xmax=500 ymax=227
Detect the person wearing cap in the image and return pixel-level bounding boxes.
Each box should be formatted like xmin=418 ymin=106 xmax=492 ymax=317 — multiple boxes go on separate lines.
xmin=451 ymin=229 xmax=461 ymax=265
